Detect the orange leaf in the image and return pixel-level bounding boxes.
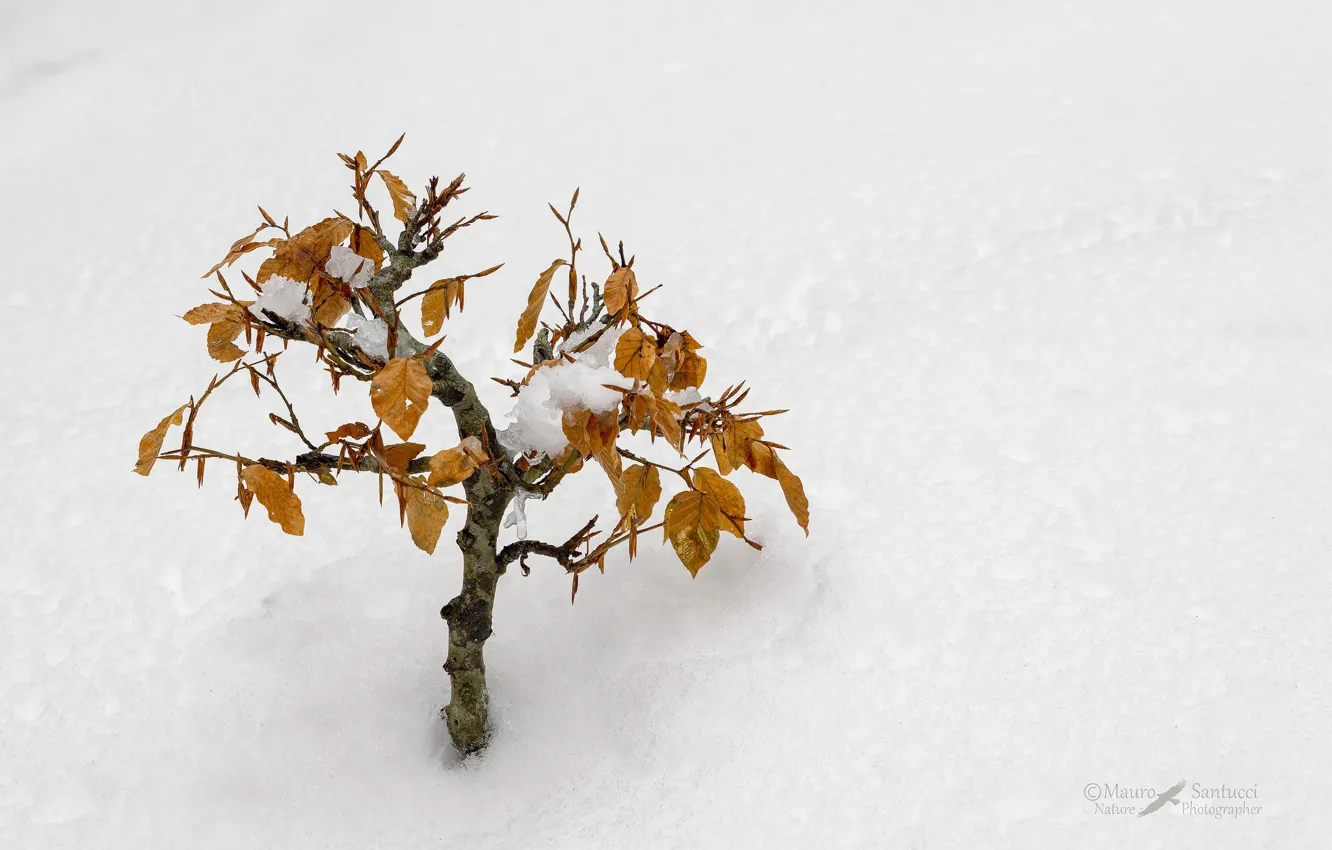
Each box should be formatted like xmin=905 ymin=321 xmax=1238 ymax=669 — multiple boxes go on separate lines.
xmin=202 ymin=224 xmax=268 ymax=278
xmin=182 ymin=303 xmax=241 ymax=325
xmin=133 ymin=404 xmax=187 ymax=476
xmin=669 ymin=351 xmax=707 ymax=391
xmin=406 ymin=481 xmax=450 ymax=554
xmin=377 ymin=170 xmax=416 ymax=223
xmin=663 ymin=490 xmax=721 ymax=577
xmin=613 ymin=327 xmax=657 ymax=381
xmin=427 ymin=443 xmax=481 ymax=488
xmin=616 ymin=463 xmax=661 ymax=524
xmin=774 ymin=454 xmax=809 ymax=535
xmin=513 ymin=259 xmax=566 ymax=353
xmin=370 ymin=358 xmax=432 ymax=440
xmin=693 ymin=467 xmax=746 ymax=537
xmin=422 ymin=278 xmax=462 ymax=336
xmin=257 ymin=217 xmax=354 ymax=285
xmin=326 ymin=422 xmax=372 ymax=442
xmin=380 ymin=442 xmax=426 ymax=475
xmin=206 ymin=319 xmax=245 ymax=362
xmin=603 ymin=267 xmax=638 ymax=317
xmin=240 ymin=465 xmax=305 ymax=535
xmin=349 ymin=224 xmax=384 ymax=272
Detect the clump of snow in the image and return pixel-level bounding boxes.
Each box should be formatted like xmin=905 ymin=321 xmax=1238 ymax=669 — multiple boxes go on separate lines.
xmin=248 ymin=276 xmax=311 ymax=326
xmin=665 ymin=387 xmax=704 ymax=408
xmin=500 ymin=324 xmax=632 ymax=459
xmin=344 ymin=313 xmax=391 ymax=362
xmin=326 ymin=245 xmax=374 ymax=288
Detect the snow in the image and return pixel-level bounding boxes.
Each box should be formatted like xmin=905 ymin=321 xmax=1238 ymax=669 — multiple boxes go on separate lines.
xmin=247 ymin=275 xmax=311 ymax=326
xmin=343 ymin=313 xmax=391 ymax=363
xmin=498 ymin=325 xmax=632 ymax=459
xmin=4 ymin=1 xmax=1332 ymax=848
xmin=326 ymin=244 xmax=374 ymax=289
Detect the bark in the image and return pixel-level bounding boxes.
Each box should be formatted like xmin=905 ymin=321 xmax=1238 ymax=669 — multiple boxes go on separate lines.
xmin=440 ymin=469 xmax=512 ymax=755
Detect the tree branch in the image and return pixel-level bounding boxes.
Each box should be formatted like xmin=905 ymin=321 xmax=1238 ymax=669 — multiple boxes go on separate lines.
xmin=497 ymin=516 xmax=598 ymax=575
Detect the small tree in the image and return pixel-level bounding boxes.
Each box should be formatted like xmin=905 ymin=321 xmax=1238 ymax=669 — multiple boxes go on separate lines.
xmin=134 ymin=137 xmax=809 ymax=757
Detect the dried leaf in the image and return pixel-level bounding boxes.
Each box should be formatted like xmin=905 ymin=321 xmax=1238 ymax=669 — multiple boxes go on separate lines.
xmin=182 ymin=303 xmax=241 ymax=325
xmin=710 ymin=432 xmax=734 ymax=475
xmin=380 ymin=442 xmax=426 ymax=474
xmin=669 ymin=351 xmax=707 ymax=391
xmin=406 ymin=482 xmax=450 ymax=554
xmin=603 ymin=267 xmax=638 ymax=317
xmin=349 ymin=224 xmax=384 ymax=272
xmin=693 ymin=467 xmax=745 ymax=537
xmin=613 ymin=327 xmax=657 ymax=381
xmin=202 ymin=224 xmax=268 ymax=278
xmin=133 ymin=404 xmax=187 ymax=476
xmin=663 ymin=490 xmax=721 ymax=577
xmin=774 ymin=454 xmax=809 ymax=535
xmin=240 ymin=465 xmax=305 ymax=535
xmin=377 ymin=170 xmax=416 ymax=223
xmin=650 ymin=397 xmax=684 ymax=452
xmin=326 ymin=422 xmax=372 ymax=442
xmin=422 ymin=278 xmax=462 ymax=336
xmin=310 ymin=278 xmax=350 ymax=327
xmin=206 ymin=319 xmax=245 ymax=362
xmin=745 ymin=439 xmax=779 ymax=479
xmin=257 ymin=217 xmax=354 ymax=285
xmin=370 ymin=358 xmax=432 ymax=440
xmin=427 ymin=443 xmax=480 ymax=488
xmin=513 ymin=259 xmax=566 ymax=353
xmin=616 ymin=463 xmax=661 ymax=523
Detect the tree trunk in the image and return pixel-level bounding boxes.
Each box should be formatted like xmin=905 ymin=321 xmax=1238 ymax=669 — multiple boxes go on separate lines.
xmin=440 ymin=469 xmax=512 ymax=756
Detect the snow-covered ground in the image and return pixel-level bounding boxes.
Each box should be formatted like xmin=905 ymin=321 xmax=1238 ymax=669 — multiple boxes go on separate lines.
xmin=3 ymin=1 xmax=1331 ymax=846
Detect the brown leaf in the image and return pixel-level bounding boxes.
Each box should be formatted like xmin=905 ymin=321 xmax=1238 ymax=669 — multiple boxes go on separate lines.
xmin=613 ymin=327 xmax=657 ymax=381
xmin=421 ymin=278 xmax=462 ymax=336
xmin=513 ymin=260 xmax=566 ymax=353
xmin=182 ymin=303 xmax=241 ymax=325
xmin=202 ymin=224 xmax=268 ymax=278
xmin=615 ymin=463 xmax=661 ymax=524
xmin=240 ymin=465 xmax=305 ymax=535
xmin=349 ymin=224 xmax=384 ymax=272
xmin=647 ymin=357 xmax=668 ymax=397
xmin=594 ymin=440 xmax=623 ymax=491
xmin=561 ymin=408 xmax=618 ymax=458
xmin=650 ymin=397 xmax=684 ymax=452
xmin=693 ymin=467 xmax=746 ymax=537
xmin=663 ymin=490 xmax=721 ymax=577
xmin=133 ymin=404 xmax=187 ymax=476
xmin=427 ymin=443 xmax=480 ymax=488
xmin=710 ymin=433 xmax=733 ymax=475
xmin=725 ymin=418 xmax=766 ymax=472
xmin=669 ymin=351 xmax=707 ymax=391
xmin=326 ymin=422 xmax=372 ymax=442
xmin=380 ymin=442 xmax=426 ymax=475
xmin=370 ymin=358 xmax=432 ymax=440
xmin=206 ymin=319 xmax=246 ymax=362
xmin=603 ymin=267 xmax=638 ymax=317
xmin=406 ymin=481 xmax=450 ymax=554
xmin=377 ymin=170 xmax=416 ymax=223
xmin=745 ymin=439 xmax=779 ymax=479
xmin=257 ymin=217 xmax=354 ymax=285
xmin=310 ymin=279 xmax=350 ymax=327
xmin=774 ymin=454 xmax=809 ymax=535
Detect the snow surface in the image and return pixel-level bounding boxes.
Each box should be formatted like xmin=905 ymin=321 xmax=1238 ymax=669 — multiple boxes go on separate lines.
xmin=3 ymin=1 xmax=1332 ymax=848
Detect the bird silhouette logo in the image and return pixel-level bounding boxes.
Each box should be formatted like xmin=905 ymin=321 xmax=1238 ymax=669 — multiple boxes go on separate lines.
xmin=1138 ymin=779 xmax=1187 ymax=817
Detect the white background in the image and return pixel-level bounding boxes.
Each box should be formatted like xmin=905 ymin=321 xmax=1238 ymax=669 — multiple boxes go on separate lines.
xmin=2 ymin=1 xmax=1329 ymax=847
